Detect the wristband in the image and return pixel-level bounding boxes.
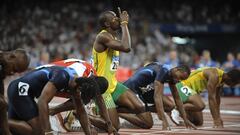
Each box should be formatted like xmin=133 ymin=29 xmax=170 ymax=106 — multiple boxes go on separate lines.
xmin=120 ymin=21 xmax=128 ymax=25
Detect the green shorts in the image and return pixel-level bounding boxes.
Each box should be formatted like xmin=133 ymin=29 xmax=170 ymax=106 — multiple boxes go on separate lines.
xmin=99 ymin=82 xmax=128 ymax=109
xmin=176 ymin=82 xmax=196 ymax=103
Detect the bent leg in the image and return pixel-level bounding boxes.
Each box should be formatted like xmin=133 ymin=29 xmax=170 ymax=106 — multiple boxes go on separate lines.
xmin=7 ymin=88 xmax=42 ymax=135
xmin=184 ymin=94 xmax=205 ymax=112
xmin=90 ymin=93 xmax=120 ymax=131
xmin=183 ymin=94 xmax=204 ymax=126
xmin=9 ymin=117 xmax=41 ymax=135
xmin=49 ymin=99 xmax=74 ymax=116
xmin=89 ymin=108 xmax=120 ymax=131
xmin=186 ymin=111 xmax=203 ymax=126
xmin=116 ymin=90 xmax=153 ymax=129
xmin=118 ymin=112 xmax=153 ymax=129
xmin=0 ymin=95 xmax=11 ymax=135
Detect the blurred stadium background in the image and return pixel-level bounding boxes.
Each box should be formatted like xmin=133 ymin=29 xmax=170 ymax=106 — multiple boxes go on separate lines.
xmin=1 ymin=0 xmax=240 ymax=96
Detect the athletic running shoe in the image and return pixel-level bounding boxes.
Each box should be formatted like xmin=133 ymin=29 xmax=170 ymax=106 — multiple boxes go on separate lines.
xmin=169 ymin=109 xmax=182 ymax=125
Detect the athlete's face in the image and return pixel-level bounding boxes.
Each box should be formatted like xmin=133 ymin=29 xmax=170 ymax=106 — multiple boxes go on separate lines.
xmin=107 ymin=11 xmax=120 ymax=30
xmin=73 ymin=77 xmax=97 ymax=104
xmin=4 ymin=53 xmax=28 ymax=75
xmin=224 ymin=78 xmax=238 ymax=87
xmin=172 ymin=69 xmax=189 ymax=82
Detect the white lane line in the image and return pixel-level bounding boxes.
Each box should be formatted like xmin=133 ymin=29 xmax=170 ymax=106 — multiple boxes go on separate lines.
xmin=198 ymin=123 xmax=240 ymax=129
xmin=50 ymin=101 xmax=240 ymax=115
xmin=203 ymin=109 xmax=240 ymax=115
xmin=131 ymin=124 xmax=240 ymax=135
xmin=49 ymin=102 xmax=240 ymax=115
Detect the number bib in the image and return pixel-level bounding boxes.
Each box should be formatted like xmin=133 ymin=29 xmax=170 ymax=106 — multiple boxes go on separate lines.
xmin=180 ymin=86 xmax=192 ymax=96
xmin=18 ymin=82 xmax=29 ymax=96
xmin=110 ymin=56 xmax=119 ymax=71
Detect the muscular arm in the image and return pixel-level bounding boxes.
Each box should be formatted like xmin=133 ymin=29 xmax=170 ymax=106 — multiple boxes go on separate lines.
xmin=49 ymin=99 xmax=74 ymax=116
xmin=95 ymin=25 xmax=131 ymax=53
xmin=95 ymin=92 xmax=116 ymax=133
xmin=120 ymin=23 xmax=131 ymax=50
xmin=214 ymin=85 xmax=223 ymax=127
xmin=216 ymin=86 xmax=222 ymax=117
xmin=204 ymin=69 xmax=223 ymax=127
xmin=154 ymin=80 xmax=170 ymax=130
xmin=169 ymin=84 xmax=196 ymax=129
xmin=71 ymin=91 xmax=91 ymax=135
xmin=38 ymin=82 xmax=57 ymax=133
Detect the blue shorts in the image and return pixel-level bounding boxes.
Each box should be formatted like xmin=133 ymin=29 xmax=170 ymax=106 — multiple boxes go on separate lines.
xmin=7 ymin=80 xmax=38 ymax=121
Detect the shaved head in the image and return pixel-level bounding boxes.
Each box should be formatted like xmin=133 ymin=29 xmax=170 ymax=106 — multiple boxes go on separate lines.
xmin=98 ymin=11 xmax=118 ymax=29
xmin=14 ymin=49 xmax=30 ymax=72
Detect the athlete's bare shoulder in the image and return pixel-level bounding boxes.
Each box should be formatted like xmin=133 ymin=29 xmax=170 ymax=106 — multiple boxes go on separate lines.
xmin=94 ymin=31 xmax=114 ymax=52
xmin=203 ymin=68 xmax=218 ymax=79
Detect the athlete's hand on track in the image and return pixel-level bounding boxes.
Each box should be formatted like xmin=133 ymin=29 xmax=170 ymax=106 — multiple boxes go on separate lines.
xmin=91 ymin=127 xmax=98 ymax=135
xmin=162 ymin=120 xmax=171 ymax=130
xmin=213 ymin=118 xmax=223 ymax=128
xmin=184 ymin=119 xmax=197 ymax=129
xmin=107 ymin=125 xmax=119 ymax=135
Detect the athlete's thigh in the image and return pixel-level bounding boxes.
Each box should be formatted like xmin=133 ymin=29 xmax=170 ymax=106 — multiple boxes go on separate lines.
xmin=187 ymin=94 xmax=205 ymax=110
xmin=27 ymin=116 xmax=41 ymax=132
xmin=9 ymin=116 xmax=42 ymax=135
xmin=117 ymin=90 xmax=144 ymax=112
xmin=0 ymin=94 xmax=7 ymax=109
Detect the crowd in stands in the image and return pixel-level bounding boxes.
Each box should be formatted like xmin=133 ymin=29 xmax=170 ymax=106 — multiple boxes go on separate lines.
xmin=0 ymin=0 xmax=239 ymax=95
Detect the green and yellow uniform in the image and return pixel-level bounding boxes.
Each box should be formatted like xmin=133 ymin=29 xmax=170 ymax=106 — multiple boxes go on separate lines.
xmin=91 ymin=30 xmax=128 ymax=108
xmin=176 ymin=67 xmax=224 ymax=102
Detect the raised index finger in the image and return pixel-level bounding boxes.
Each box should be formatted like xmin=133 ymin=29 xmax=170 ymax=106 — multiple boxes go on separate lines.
xmin=117 ymin=7 xmax=121 ymax=15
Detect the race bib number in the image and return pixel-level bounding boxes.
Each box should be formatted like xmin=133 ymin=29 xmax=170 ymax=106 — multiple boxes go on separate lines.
xmin=18 ymin=82 xmax=29 ymax=96
xmin=110 ymin=56 xmax=119 ymax=71
xmin=180 ymin=86 xmax=192 ymax=96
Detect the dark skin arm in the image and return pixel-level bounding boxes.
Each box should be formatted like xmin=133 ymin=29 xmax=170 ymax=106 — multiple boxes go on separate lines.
xmin=95 ymin=33 xmax=130 ymax=53
xmin=94 ymin=9 xmax=131 ymax=53
xmin=169 ymin=84 xmax=197 ymax=129
xmin=49 ymin=99 xmax=74 ymax=116
xmin=0 ymin=95 xmax=12 ymax=135
xmin=38 ymin=82 xmax=58 ymax=134
xmin=0 ymin=77 xmax=11 ymax=135
xmin=203 ymin=68 xmax=223 ymax=128
xmin=94 ymin=92 xmax=117 ymax=134
xmin=71 ymin=90 xmax=92 ymax=135
xmin=49 ymin=94 xmax=117 ymax=134
xmin=216 ymin=86 xmax=223 ymax=127
xmin=38 ymin=82 xmax=93 ymax=135
xmin=154 ymin=80 xmax=170 ymax=130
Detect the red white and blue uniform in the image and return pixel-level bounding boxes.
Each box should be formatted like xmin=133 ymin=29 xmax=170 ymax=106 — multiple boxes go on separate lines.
xmin=7 ymin=59 xmax=95 ymax=121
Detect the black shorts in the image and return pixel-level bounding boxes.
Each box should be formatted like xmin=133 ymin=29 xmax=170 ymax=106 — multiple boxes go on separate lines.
xmin=7 ymin=80 xmax=38 ymax=121
xmin=124 ymin=80 xmax=155 ymax=104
